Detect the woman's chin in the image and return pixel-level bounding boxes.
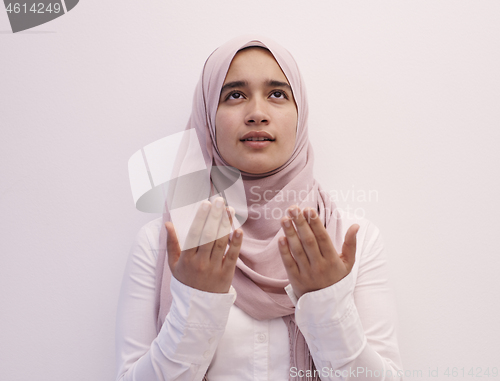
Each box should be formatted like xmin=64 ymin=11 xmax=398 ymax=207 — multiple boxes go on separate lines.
xmin=238 ymin=163 xmax=276 ymax=175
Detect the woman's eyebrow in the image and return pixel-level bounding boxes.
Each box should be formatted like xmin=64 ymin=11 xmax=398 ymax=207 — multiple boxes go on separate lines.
xmin=266 ymin=80 xmax=292 ymax=92
xmin=220 ymin=81 xmax=248 ymax=95
xmin=220 ymin=79 xmax=292 ymax=95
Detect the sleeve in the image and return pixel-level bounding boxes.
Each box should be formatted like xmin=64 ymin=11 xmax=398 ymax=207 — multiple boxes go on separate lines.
xmin=286 ymin=220 xmax=404 ymax=380
xmin=115 ymin=223 xmax=236 ymax=381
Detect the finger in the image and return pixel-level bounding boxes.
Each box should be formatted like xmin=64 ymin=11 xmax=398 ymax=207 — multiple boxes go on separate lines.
xmin=165 ymin=222 xmax=181 ymax=269
xmin=278 ymin=236 xmax=300 ymax=278
xmin=183 ymin=200 xmax=212 ymax=253
xmin=226 ymin=207 xmax=238 ymax=244
xmin=281 ymin=214 xmax=309 ymax=271
xmin=222 ymin=228 xmax=242 ymax=270
xmin=228 ymin=207 xmax=236 ymax=236
xmin=210 ymin=206 xmax=233 ymax=262
xmin=227 ymin=206 xmax=235 ymax=227
xmin=303 ymin=207 xmax=339 ymax=260
xmin=287 ymin=206 xmax=321 ymax=262
xmin=197 ymin=196 xmax=226 ymax=257
xmin=218 ymin=206 xmax=233 ymax=239
xmin=339 ymin=224 xmax=360 ymax=271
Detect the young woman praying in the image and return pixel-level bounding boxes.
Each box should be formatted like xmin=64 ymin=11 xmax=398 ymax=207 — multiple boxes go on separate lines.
xmin=115 ymin=36 xmax=403 ymax=381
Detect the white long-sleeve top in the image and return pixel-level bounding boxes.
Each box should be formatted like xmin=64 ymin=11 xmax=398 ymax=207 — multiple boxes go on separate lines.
xmin=115 ymin=213 xmax=404 ymax=381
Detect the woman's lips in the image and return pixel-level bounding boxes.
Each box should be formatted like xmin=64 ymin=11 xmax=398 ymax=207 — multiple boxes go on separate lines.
xmin=241 ymin=140 xmax=273 ymax=149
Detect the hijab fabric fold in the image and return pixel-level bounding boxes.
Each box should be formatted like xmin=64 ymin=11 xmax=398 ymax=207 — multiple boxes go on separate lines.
xmin=154 ymin=35 xmax=344 ymax=380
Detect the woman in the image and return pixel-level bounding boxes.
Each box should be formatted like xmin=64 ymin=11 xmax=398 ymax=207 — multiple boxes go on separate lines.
xmin=115 ymin=36 xmax=403 ymax=380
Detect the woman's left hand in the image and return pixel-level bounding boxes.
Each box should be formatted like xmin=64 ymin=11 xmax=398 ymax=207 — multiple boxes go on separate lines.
xmin=279 ymin=205 xmax=360 ymax=299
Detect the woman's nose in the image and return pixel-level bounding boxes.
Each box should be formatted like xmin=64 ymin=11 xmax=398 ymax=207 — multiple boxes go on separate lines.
xmin=245 ymin=98 xmax=269 ymax=125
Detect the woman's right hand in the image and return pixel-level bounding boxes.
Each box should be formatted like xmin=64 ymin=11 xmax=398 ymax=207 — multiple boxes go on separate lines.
xmin=165 ymin=197 xmax=243 ymax=293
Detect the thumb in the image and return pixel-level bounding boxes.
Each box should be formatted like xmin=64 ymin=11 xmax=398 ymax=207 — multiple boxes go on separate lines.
xmin=339 ymin=224 xmax=359 ymax=271
xmin=165 ymin=222 xmax=181 ymax=269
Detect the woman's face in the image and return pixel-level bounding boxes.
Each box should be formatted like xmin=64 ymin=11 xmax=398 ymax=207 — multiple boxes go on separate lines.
xmin=215 ymin=47 xmax=298 ymax=174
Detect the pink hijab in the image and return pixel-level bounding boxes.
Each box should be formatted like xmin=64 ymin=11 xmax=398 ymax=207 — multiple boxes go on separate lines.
xmin=154 ymin=35 xmax=344 ymax=380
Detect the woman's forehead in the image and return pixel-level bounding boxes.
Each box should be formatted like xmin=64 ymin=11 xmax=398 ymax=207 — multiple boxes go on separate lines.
xmin=223 ymin=47 xmax=291 ymax=86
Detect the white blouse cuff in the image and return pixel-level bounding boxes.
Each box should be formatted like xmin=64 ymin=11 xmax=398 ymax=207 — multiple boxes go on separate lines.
xmin=157 ymin=275 xmax=237 ymax=365
xmin=168 ymin=275 xmax=237 ymax=328
xmin=286 ymin=272 xmax=367 ymax=368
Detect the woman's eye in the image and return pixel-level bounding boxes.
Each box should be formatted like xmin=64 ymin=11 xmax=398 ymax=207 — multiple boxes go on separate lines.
xmin=228 ymin=92 xmax=243 ymax=100
xmin=270 ymin=91 xmax=286 ymax=99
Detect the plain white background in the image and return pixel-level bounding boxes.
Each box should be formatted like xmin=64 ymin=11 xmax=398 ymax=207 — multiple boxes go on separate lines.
xmin=1 ymin=1 xmax=499 ymax=380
